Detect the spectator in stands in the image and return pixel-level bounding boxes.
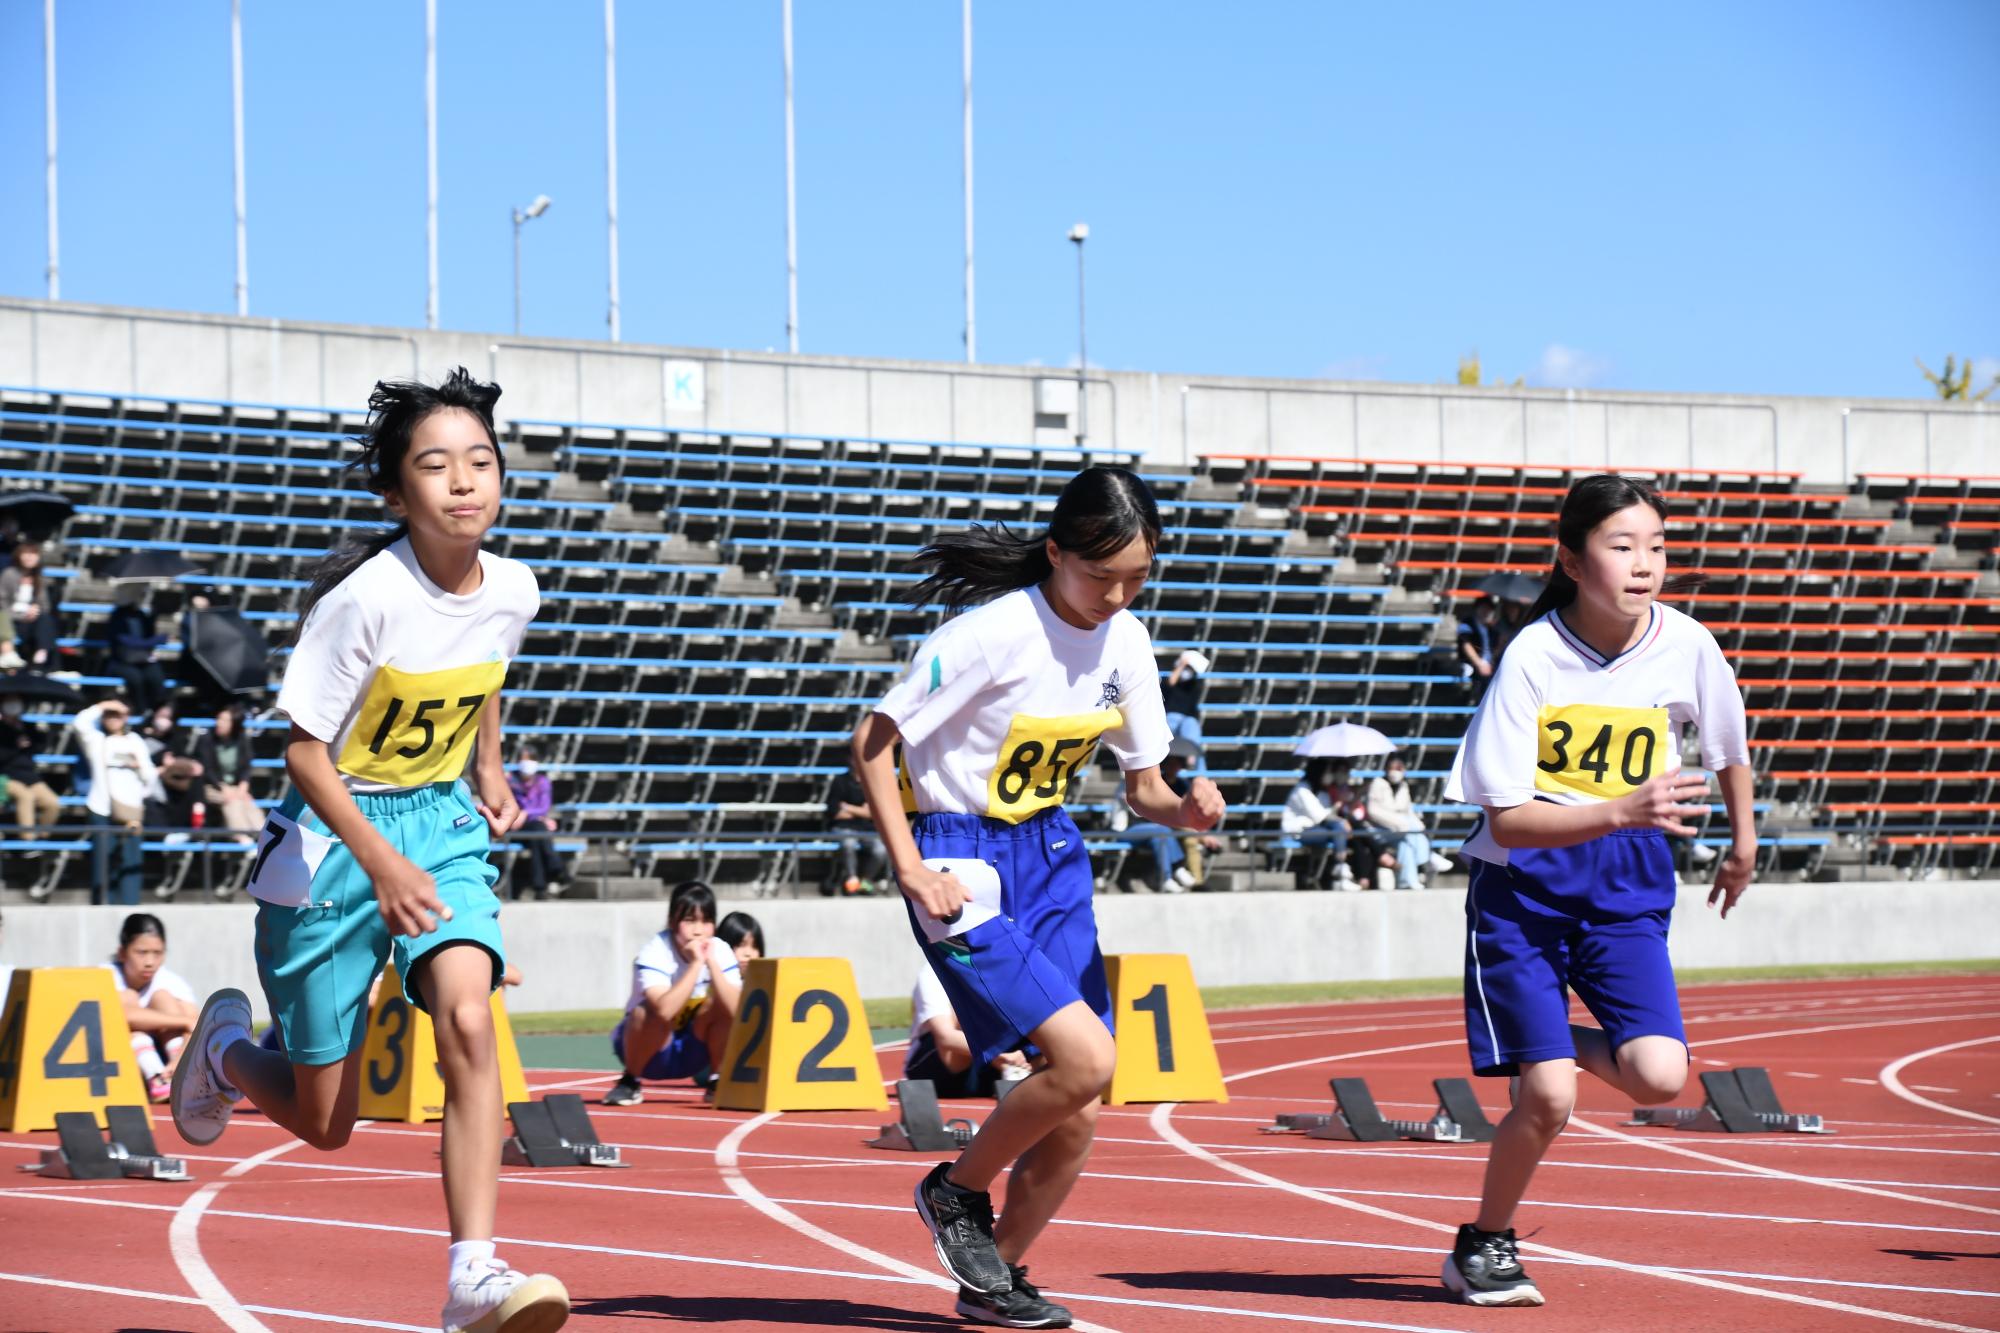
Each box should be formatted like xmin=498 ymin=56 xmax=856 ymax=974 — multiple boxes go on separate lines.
xmin=106 ymin=912 xmax=198 ymax=1102
xmin=74 ymin=699 xmax=154 ymax=906
xmin=0 ymin=540 xmax=59 ymax=672
xmin=1495 ymin=597 xmax=1531 ymax=663
xmin=139 ymin=702 xmax=204 ymax=850
xmin=825 ymin=757 xmax=889 ymax=895
xmin=1458 ymin=596 xmax=1501 ymax=699
xmin=1281 ymin=756 xmax=1357 ymax=889
xmin=1365 ymin=752 xmax=1455 ymax=891
xmin=1127 ymin=738 xmax=1223 ymax=891
xmin=506 ymin=746 xmax=567 ymax=899
xmin=194 ymin=704 xmax=261 ymax=845
xmin=603 ymin=881 xmax=743 ymax=1106
xmin=1161 ymin=649 xmax=1210 ymax=764
xmin=103 ymin=585 xmax=168 ymax=712
xmin=717 ymin=912 xmax=765 ymax=968
xmin=906 ymin=955 xmax=1031 ymax=1099
xmin=1 ymin=689 xmax=60 ymax=863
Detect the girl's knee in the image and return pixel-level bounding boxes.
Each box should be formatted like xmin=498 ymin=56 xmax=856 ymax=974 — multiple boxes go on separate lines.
xmin=437 ymin=999 xmax=495 ymax=1053
xmin=1625 ymin=1056 xmax=1688 ymax=1105
xmin=301 ymin=1117 xmax=356 ymax=1152
xmin=1513 ymin=1077 xmax=1577 ymax=1136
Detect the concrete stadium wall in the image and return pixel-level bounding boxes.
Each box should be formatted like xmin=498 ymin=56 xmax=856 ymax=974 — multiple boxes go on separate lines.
xmin=2 ymin=297 xmax=1991 ymax=481
xmin=5 ymin=881 xmax=1992 ymax=1020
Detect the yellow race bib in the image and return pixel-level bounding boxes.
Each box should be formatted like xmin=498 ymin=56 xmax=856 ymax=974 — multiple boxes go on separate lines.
xmin=336 ymin=660 xmax=507 ymax=787
xmin=985 ymin=710 xmax=1121 ymax=823
xmin=1534 ymin=704 xmax=1670 ymax=800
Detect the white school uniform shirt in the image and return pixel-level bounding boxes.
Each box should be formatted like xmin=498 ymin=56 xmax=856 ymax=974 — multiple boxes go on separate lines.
xmin=72 ymin=704 xmax=157 ymax=817
xmin=873 ymin=586 xmax=1173 ymax=824
xmin=627 ymin=933 xmax=740 ymax=1020
xmin=103 ymin=959 xmax=196 ymax=1008
xmin=276 ymin=538 xmax=539 ymax=794
xmin=908 ymin=958 xmax=956 ymax=1048
xmin=1446 ymin=602 xmax=1749 ymax=867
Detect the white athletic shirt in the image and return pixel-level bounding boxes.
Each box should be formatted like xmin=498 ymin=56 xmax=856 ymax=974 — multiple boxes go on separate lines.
xmin=908 ymin=958 xmax=956 ymax=1048
xmin=102 ymin=959 xmax=196 ymax=1008
xmin=276 ymin=538 xmax=539 ymax=794
xmin=874 ymin=586 xmax=1173 ymax=824
xmin=1446 ymin=602 xmax=1749 ymax=867
xmin=627 ymin=932 xmax=741 ymax=1019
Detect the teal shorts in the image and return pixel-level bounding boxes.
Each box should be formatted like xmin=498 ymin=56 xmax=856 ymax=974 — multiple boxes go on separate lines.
xmin=252 ymin=782 xmax=505 ymax=1066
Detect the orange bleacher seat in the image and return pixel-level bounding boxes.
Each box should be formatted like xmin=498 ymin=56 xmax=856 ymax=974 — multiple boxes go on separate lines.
xmin=1307 ymin=503 xmax=1889 ymax=531
xmin=1209 ymin=453 xmax=1802 ymax=482
xmin=1252 ymin=477 xmax=1835 ymax=506
xmin=1823 ymin=803 xmax=2000 ymax=813
xmin=1748 ymin=739 xmax=1993 ymax=749
xmin=1878 ymin=834 xmax=2000 ymax=846
xmin=1443 ymin=590 xmax=2000 ymax=609
xmin=1768 ymin=770 xmax=2000 ymax=781
xmin=1738 ymin=678 xmax=2000 ymax=691
xmin=1727 ymin=650 xmax=2000 ymax=662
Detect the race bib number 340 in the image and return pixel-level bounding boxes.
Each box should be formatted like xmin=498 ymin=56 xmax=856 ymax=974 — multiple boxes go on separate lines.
xmin=984 ymin=709 xmax=1120 ymax=823
xmin=1534 ymin=703 xmax=1669 ymax=801
xmin=336 ymin=660 xmax=507 ymax=788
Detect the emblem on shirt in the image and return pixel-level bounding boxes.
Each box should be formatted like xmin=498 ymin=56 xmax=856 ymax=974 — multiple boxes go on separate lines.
xmin=1098 ymin=670 xmax=1122 ymax=709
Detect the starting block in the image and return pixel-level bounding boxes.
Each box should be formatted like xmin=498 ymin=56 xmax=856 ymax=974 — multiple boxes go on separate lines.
xmin=20 ymin=1106 xmax=188 ymax=1181
xmin=1264 ymin=1077 xmax=1470 ymax=1143
xmin=1627 ymin=1067 xmax=1832 ymax=1134
xmin=503 ymin=1094 xmax=627 ymax=1168
xmin=868 ymin=1080 xmax=978 ymax=1152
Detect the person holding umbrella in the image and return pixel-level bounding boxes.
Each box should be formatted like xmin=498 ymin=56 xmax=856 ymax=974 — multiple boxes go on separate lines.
xmin=104 ymin=586 xmax=169 ymax=713
xmin=0 ymin=541 xmax=61 ymax=671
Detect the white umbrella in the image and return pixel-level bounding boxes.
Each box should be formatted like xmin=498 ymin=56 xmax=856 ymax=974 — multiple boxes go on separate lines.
xmin=1293 ymin=723 xmax=1395 ymax=759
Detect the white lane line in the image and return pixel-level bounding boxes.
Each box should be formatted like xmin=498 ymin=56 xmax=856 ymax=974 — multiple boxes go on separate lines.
xmin=0 ymin=1271 xmax=432 ymax=1331
xmin=168 ymin=1137 xmax=303 ymax=1333
xmin=1881 ymin=1036 xmax=2000 ymax=1128
xmin=1150 ymin=1103 xmax=1991 ymax=1333
xmin=1693 ymin=1012 xmax=2000 ymax=1050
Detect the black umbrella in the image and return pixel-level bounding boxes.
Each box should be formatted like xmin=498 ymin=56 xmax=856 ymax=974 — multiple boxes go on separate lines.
xmin=1473 ymin=571 xmax=1545 ymax=603
xmin=106 ymin=549 xmax=203 ymax=582
xmin=184 ymin=608 xmax=272 ymax=696
xmin=0 ymin=671 xmax=85 ymax=708
xmin=0 ymin=490 xmax=76 ymax=538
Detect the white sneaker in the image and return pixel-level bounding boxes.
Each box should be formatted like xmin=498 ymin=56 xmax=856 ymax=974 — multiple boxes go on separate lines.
xmin=1171 ymin=866 xmax=1198 ymax=890
xmin=171 ymin=989 xmax=250 ymax=1146
xmin=441 ymin=1259 xmax=570 ymax=1333
xmin=1689 ymin=842 xmax=1718 ymax=865
xmin=1428 ymin=853 xmax=1454 ymax=874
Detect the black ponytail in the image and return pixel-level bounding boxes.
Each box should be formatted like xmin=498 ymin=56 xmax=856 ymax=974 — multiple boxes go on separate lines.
xmin=118 ymin=912 xmax=166 ymax=949
xmin=295 ymin=366 xmax=504 ymax=636
xmin=906 ymin=465 xmax=1163 ymax=613
xmin=1524 ymin=474 xmax=1701 ymax=623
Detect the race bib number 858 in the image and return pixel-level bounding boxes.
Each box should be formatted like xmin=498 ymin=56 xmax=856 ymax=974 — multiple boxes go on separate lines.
xmin=336 ymin=660 xmax=507 ymax=788
xmin=1534 ymin=703 xmax=1669 ymax=801
xmin=984 ymin=710 xmax=1120 ymax=823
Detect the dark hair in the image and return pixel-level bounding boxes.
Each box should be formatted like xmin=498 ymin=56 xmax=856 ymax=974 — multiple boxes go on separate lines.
xmin=717 ymin=912 xmax=765 ymax=956
xmin=1302 ymin=757 xmax=1349 ymax=789
xmin=118 ymin=912 xmax=166 ymax=949
xmin=1525 ymin=475 xmax=1699 ymax=623
xmin=666 ymin=880 xmax=717 ymax=930
xmin=295 ymin=366 xmax=504 ymax=633
xmin=906 ymin=466 xmax=1162 ymax=613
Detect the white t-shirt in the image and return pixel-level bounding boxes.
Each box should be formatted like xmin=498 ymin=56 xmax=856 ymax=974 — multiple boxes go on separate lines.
xmin=276 ymin=538 xmax=539 ymax=793
xmin=1446 ymin=602 xmax=1749 ymax=866
xmin=874 ymin=586 xmax=1173 ymax=824
xmin=626 ymin=933 xmax=740 ymax=1018
xmin=908 ymin=959 xmax=955 ymax=1048
xmin=72 ymin=704 xmax=158 ymax=818
xmin=103 ymin=959 xmax=196 ymax=1008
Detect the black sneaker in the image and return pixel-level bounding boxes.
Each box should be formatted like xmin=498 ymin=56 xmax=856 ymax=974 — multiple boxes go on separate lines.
xmin=955 ymin=1265 xmax=1072 ymax=1328
xmin=1441 ymin=1223 xmax=1544 ymax=1306
xmin=602 ymin=1074 xmax=644 ymax=1106
xmin=914 ymin=1161 xmax=1010 ymax=1296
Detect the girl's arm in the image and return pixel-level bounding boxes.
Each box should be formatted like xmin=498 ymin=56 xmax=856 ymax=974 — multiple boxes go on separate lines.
xmin=285 ymin=725 xmax=447 ymax=937
xmin=469 ymin=700 xmax=524 ymax=838
xmin=1486 ymin=771 xmax=1712 ymax=850
xmin=851 ymin=713 xmax=965 ymax=921
xmin=120 ymin=993 xmax=188 ymax=1034
xmin=1125 ymin=766 xmax=1225 ymax=831
xmin=1708 ymin=763 xmax=1755 ymax=918
xmin=924 ymin=1015 xmax=974 ymax=1074
xmin=704 ymin=941 xmax=744 ymax=1014
xmin=647 ymin=952 xmax=706 ymax=1017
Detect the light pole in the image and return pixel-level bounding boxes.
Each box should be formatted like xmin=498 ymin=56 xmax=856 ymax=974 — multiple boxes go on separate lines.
xmin=1069 ymin=222 xmax=1089 ymax=446
xmin=512 ymin=194 xmax=551 ymax=336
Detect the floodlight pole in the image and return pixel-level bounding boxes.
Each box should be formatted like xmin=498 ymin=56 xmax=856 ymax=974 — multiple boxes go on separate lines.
xmin=782 ymin=0 xmax=799 ymax=353
xmin=43 ymin=0 xmax=59 ymax=301
xmin=425 ymin=0 xmax=439 ymax=329
xmin=231 ymin=0 xmax=248 ymax=315
xmin=604 ymin=0 xmax=621 ymax=342
xmin=1070 ymin=224 xmax=1089 ymax=445
xmin=962 ymin=0 xmax=975 ymax=362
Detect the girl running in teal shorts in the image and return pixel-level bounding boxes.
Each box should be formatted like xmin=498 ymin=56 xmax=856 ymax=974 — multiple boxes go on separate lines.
xmin=172 ymin=368 xmax=568 ymax=1333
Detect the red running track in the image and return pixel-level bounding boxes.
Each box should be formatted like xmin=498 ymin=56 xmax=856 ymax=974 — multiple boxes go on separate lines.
xmin=1 ymin=974 xmax=1997 ymax=1332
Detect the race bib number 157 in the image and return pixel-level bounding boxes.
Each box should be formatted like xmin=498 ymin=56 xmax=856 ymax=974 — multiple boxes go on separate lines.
xmin=335 ymin=660 xmax=507 ymax=788
xmin=1534 ymin=704 xmax=1669 ymax=801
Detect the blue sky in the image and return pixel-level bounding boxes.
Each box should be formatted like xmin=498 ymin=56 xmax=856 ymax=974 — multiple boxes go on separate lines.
xmin=1 ymin=1 xmax=1994 ymax=400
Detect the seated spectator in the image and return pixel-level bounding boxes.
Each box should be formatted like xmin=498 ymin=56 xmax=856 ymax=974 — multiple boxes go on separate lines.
xmin=1457 ymin=596 xmax=1500 ymax=699
xmin=72 ymin=699 xmax=154 ymax=906
xmin=105 ymin=912 xmax=197 ymax=1102
xmin=1161 ymin=649 xmax=1210 ymax=764
xmin=506 ymin=747 xmax=568 ymax=899
xmin=1126 ymin=739 xmax=1223 ymax=891
xmin=1365 ymin=752 xmax=1455 ymax=891
xmin=603 ymin=881 xmax=742 ymax=1106
xmin=0 ymin=540 xmax=60 ymax=671
xmin=1 ymin=690 xmax=59 ymax=860
xmin=1280 ymin=757 xmax=1356 ymax=889
xmin=905 ymin=955 xmax=1029 ymax=1099
xmin=103 ymin=587 xmax=168 ymax=712
xmin=139 ymin=702 xmax=205 ymax=843
xmin=194 ymin=704 xmax=261 ymax=845
xmin=825 ymin=757 xmax=888 ymax=896
xmin=717 ymin=912 xmax=766 ymax=968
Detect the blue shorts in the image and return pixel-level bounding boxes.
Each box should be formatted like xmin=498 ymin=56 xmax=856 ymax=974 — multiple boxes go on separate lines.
xmin=252 ymin=783 xmax=506 ymax=1065
xmin=907 ymin=806 xmax=1111 ymax=1069
xmin=1463 ymin=827 xmax=1685 ymax=1077
xmin=609 ymin=1014 xmax=712 ymax=1081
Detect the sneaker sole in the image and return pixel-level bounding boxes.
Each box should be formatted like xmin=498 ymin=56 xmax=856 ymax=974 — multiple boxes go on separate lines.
xmin=1439 ymin=1255 xmax=1544 ymax=1307
xmin=451 ymin=1274 xmax=571 ymax=1333
xmin=914 ymin=1176 xmax=1011 ymax=1297
xmin=171 ymin=989 xmax=250 ymax=1147
xmin=953 ymin=1296 xmax=1072 ymax=1328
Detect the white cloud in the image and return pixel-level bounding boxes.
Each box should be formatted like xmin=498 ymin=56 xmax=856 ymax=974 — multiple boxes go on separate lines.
xmin=1529 ymin=343 xmax=1612 ymax=389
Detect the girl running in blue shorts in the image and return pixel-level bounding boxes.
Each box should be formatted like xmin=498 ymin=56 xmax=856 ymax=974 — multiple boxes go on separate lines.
xmin=853 ymin=466 xmax=1226 ymax=1329
xmin=1439 ymin=474 xmax=1754 ymax=1306
xmin=172 ymin=368 xmax=568 ymax=1333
